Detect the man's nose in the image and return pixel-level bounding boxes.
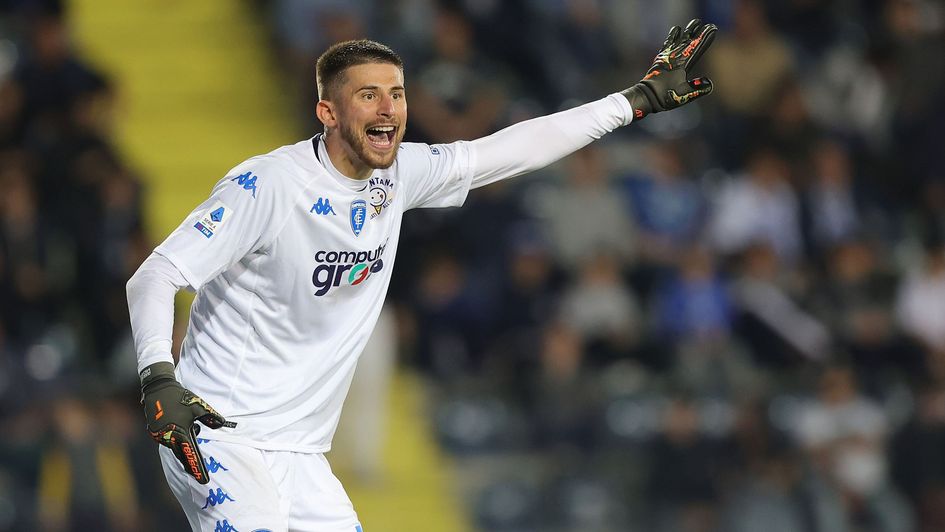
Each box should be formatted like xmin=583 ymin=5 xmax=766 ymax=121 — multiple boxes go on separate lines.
xmin=377 ymin=95 xmax=395 ymax=117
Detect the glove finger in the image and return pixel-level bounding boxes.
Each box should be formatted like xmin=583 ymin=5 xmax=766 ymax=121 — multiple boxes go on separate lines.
xmin=663 ymin=25 xmax=682 ymax=50
xmin=172 ymin=425 xmax=211 ymax=484
xmin=182 ymin=390 xmax=228 ymax=430
xmin=682 ymin=23 xmax=717 ymax=71
xmin=684 ymin=18 xmax=702 ymax=39
xmin=689 ymin=77 xmax=713 ymax=95
xmin=664 ymin=78 xmax=713 ymax=108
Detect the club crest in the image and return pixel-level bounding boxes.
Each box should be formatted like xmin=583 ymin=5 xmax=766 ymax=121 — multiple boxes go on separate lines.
xmin=350 ymin=199 xmax=366 ymax=236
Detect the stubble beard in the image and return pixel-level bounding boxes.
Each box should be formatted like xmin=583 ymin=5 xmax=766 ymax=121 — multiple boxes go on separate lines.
xmin=339 ymin=120 xmax=401 ymax=171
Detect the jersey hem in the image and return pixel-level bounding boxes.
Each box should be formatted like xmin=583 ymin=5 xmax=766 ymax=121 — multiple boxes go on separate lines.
xmin=196 ymin=432 xmax=332 ymax=454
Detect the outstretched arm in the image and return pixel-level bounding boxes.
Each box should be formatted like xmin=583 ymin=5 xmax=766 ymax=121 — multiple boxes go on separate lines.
xmin=469 ymin=19 xmax=716 ymax=189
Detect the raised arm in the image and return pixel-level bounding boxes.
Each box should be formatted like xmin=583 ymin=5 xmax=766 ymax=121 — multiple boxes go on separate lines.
xmin=469 ymin=19 xmax=716 ymax=189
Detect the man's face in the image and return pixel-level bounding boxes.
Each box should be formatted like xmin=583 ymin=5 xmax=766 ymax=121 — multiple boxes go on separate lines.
xmin=332 ymin=62 xmax=407 ymax=170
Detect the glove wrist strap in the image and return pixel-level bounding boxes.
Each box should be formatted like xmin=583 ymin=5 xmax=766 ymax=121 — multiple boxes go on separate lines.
xmin=621 ymin=84 xmax=659 ymax=120
xmin=140 ymin=361 xmax=177 ymax=389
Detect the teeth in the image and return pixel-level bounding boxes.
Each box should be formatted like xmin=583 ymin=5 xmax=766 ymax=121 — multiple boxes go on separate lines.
xmin=369 ymin=126 xmax=394 ymax=132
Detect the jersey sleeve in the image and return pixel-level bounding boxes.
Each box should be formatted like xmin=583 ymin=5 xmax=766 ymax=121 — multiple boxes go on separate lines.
xmin=398 ymin=141 xmax=476 ymax=210
xmin=154 ymin=157 xmax=295 ymax=289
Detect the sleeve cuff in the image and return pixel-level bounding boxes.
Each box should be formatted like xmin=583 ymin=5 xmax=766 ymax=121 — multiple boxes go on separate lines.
xmin=136 ymin=340 xmax=175 ymax=374
xmin=608 ymin=92 xmax=635 ymax=126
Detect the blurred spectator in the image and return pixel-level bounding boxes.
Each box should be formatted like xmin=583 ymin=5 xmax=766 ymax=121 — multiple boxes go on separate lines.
xmin=623 ymin=140 xmax=707 ymax=271
xmin=895 ymin=240 xmax=945 ymax=356
xmin=0 ymin=77 xmax=22 ymax=149
xmin=709 ymin=148 xmax=803 ymax=262
xmin=0 ymin=150 xmax=57 ymax=346
xmin=789 ymin=366 xmax=914 ymax=532
xmin=813 ymin=240 xmax=918 ymax=380
xmin=525 ymin=0 xmax=621 ymax=105
xmin=654 ymin=245 xmax=759 ymax=397
xmin=719 ymin=447 xmax=807 ymax=532
xmin=558 ymin=252 xmax=642 ymax=362
xmin=802 ymin=140 xmax=864 ymax=253
xmin=755 ymin=81 xmax=820 ymax=171
xmin=646 ymin=396 xmax=721 ymax=532
xmin=802 ymin=45 xmax=892 ymax=148
xmin=705 ymin=0 xmax=794 ymax=118
xmin=270 ymin=0 xmax=369 ymax=131
xmin=406 ymin=5 xmax=509 ymax=144
xmin=13 ymin=13 xmax=105 ymax=146
xmin=892 ymin=383 xmax=945 ymax=532
xmin=534 ymin=145 xmax=637 ymax=271
xmin=731 ymin=243 xmax=831 ymax=366
xmin=37 ymin=394 xmax=139 ymax=531
xmin=411 ymin=250 xmax=493 ymax=378
xmin=654 ymin=245 xmax=731 ymax=343
xmin=488 ymin=223 xmax=563 ymax=339
xmin=525 ymin=322 xmax=601 ymax=451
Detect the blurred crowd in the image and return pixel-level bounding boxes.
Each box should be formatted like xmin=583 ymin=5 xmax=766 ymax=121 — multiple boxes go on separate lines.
xmin=0 ymin=1 xmax=186 ymax=530
xmin=2 ymin=0 xmax=945 ymax=531
xmin=261 ymin=0 xmax=945 ymax=531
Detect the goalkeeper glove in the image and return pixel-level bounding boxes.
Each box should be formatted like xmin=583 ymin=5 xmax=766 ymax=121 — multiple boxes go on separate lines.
xmin=140 ymin=361 xmax=233 ymax=484
xmin=622 ymin=18 xmax=717 ymax=120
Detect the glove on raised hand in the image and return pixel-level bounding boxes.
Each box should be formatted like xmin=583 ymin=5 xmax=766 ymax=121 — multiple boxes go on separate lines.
xmin=622 ymin=18 xmax=717 ymax=120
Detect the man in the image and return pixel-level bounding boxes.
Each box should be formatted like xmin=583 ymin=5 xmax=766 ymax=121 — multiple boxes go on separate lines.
xmin=126 ymin=19 xmax=716 ymax=532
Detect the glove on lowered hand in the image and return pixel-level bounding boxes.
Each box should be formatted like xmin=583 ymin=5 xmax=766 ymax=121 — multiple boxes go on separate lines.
xmin=141 ymin=361 xmax=233 ymax=484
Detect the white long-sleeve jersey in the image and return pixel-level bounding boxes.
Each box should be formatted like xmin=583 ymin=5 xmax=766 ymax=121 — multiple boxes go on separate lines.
xmin=127 ymin=94 xmax=633 ymax=452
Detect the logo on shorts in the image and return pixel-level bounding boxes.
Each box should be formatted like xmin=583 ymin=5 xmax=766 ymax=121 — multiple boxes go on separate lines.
xmin=205 ymin=456 xmax=228 ymax=473
xmin=202 ymin=488 xmax=236 ymax=509
xmin=215 ymin=520 xmax=239 ymax=532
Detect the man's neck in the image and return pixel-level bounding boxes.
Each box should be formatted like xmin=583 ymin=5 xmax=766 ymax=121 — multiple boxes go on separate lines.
xmin=324 ymin=131 xmax=372 ymax=180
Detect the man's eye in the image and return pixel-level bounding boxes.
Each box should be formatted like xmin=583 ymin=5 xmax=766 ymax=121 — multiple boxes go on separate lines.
xmin=392 ymin=93 xmax=403 ymax=100
xmin=363 ymin=93 xmax=375 ymax=100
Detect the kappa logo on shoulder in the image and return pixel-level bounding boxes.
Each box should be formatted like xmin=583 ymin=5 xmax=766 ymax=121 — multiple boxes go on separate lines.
xmin=231 ymin=172 xmax=259 ymax=198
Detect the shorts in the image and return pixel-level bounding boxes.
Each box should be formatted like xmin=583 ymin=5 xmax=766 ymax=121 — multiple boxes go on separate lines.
xmin=159 ymin=439 xmax=363 ymax=532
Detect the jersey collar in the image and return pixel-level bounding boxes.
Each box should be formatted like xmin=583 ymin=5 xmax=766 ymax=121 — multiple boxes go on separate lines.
xmin=312 ymin=134 xmax=369 ymax=192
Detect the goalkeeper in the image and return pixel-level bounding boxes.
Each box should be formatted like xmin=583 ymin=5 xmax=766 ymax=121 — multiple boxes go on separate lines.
xmin=127 ymin=19 xmax=715 ymax=532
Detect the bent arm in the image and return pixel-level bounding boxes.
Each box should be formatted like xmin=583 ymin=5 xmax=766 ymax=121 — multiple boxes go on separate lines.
xmin=126 ymin=252 xmax=189 ymax=374
xmin=468 ymin=93 xmax=633 ymax=189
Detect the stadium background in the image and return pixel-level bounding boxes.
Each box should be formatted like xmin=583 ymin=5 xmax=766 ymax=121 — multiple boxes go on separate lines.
xmin=1 ymin=0 xmax=945 ymax=530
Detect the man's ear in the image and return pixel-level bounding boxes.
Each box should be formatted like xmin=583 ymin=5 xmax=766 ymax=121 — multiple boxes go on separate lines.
xmin=316 ymin=100 xmax=336 ymax=128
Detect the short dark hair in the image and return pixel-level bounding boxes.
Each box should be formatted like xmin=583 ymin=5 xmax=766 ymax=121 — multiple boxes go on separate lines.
xmin=316 ymin=39 xmax=403 ymax=101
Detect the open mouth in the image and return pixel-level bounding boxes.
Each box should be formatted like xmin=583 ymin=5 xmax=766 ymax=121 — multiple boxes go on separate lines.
xmin=365 ymin=125 xmax=397 ymax=149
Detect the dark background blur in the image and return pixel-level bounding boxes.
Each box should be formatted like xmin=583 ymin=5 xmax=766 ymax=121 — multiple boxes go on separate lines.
xmin=2 ymin=0 xmax=945 ymax=531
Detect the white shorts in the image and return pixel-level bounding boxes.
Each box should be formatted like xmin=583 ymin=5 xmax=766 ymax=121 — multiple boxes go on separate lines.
xmin=159 ymin=439 xmax=363 ymax=532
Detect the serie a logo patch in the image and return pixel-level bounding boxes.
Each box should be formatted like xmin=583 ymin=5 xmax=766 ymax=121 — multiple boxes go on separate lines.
xmin=194 ymin=200 xmax=230 ymax=239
